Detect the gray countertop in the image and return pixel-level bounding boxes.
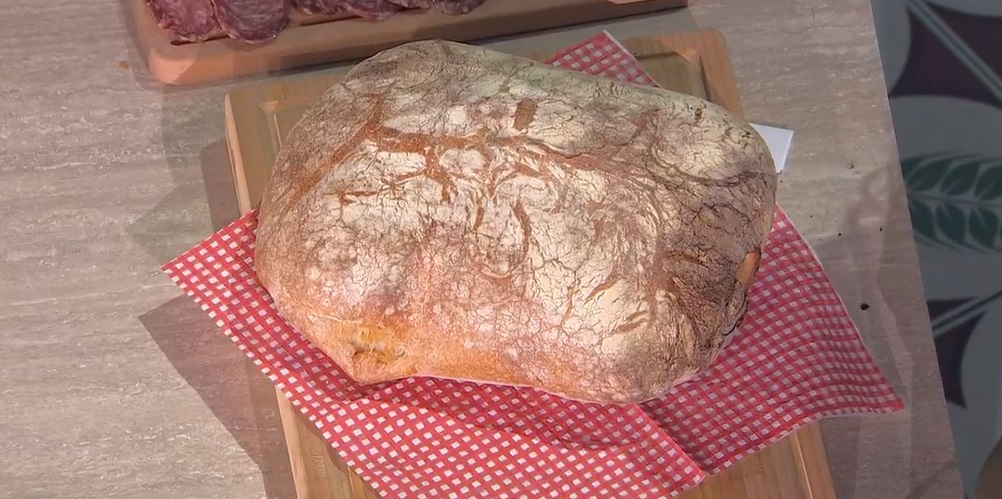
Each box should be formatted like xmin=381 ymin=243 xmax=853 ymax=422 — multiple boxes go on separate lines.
xmin=0 ymin=1 xmax=962 ymax=498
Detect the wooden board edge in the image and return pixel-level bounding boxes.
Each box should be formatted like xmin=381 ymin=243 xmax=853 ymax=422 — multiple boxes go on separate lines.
xmin=694 ymin=28 xmax=742 ymax=117
xmin=131 ymin=0 xmax=688 ymax=85
xmin=635 ymin=28 xmax=741 ymax=116
xmin=790 ymin=424 xmax=838 ymax=499
xmin=224 ymin=93 xmax=253 ymax=214
xmin=128 ymin=0 xmax=208 ymax=85
xmin=275 ymin=386 xmax=382 ymax=499
xmin=676 ymin=423 xmax=834 ymax=499
xmin=225 ymin=73 xmax=345 ymax=213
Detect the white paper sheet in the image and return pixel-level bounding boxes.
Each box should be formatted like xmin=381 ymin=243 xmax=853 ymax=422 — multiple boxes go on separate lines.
xmin=751 ymin=123 xmax=794 ymax=173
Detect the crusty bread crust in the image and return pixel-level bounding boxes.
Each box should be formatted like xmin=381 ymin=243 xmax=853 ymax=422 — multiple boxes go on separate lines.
xmin=254 ymin=40 xmax=777 ymax=404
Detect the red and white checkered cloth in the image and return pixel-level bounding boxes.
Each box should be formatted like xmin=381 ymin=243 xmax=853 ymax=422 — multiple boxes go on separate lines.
xmin=163 ymin=32 xmax=904 ymax=498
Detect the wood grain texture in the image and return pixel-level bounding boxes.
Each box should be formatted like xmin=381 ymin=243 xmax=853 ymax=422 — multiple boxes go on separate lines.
xmin=276 ymin=388 xmax=380 ymax=499
xmin=0 ymin=2 xmax=960 ymax=499
xmin=129 ymin=0 xmax=687 ymax=85
xmin=225 ymin=30 xmax=837 ymax=499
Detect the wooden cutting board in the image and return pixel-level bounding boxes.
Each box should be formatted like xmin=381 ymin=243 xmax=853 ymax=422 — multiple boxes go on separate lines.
xmin=223 ymin=29 xmax=838 ymax=499
xmin=130 ymin=0 xmax=687 ymax=85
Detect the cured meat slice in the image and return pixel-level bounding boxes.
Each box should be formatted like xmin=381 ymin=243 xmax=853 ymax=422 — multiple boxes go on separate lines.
xmin=436 ymin=0 xmax=485 ymax=14
xmin=145 ymin=0 xmax=221 ymax=42
xmin=341 ymin=0 xmax=402 ymax=20
xmin=385 ymin=0 xmax=437 ymax=8
xmin=294 ymin=0 xmax=343 ymax=15
xmin=212 ymin=0 xmax=290 ymax=43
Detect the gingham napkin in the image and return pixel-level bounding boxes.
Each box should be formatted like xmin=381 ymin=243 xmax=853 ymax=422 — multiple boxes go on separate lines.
xmin=162 ymin=32 xmax=904 ymax=498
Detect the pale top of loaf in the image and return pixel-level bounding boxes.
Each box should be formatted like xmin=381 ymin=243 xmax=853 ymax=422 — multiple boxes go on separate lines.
xmin=254 ymin=40 xmax=777 ymax=404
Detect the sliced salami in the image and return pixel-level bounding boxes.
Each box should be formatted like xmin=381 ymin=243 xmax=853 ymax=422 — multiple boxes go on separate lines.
xmin=385 ymin=0 xmax=437 ymax=8
xmin=212 ymin=0 xmax=290 ymax=43
xmin=293 ymin=0 xmax=343 ymax=15
xmin=436 ymin=0 xmax=485 ymax=14
xmin=341 ymin=0 xmax=402 ymax=20
xmin=145 ymin=0 xmax=221 ymax=42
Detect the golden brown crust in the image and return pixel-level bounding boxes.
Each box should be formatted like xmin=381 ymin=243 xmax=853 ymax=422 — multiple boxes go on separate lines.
xmin=254 ymin=40 xmax=777 ymax=404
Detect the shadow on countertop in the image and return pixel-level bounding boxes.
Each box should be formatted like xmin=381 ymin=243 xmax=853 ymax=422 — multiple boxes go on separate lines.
xmin=136 ymin=137 xmax=297 ymax=499
xmin=113 ymin=0 xmax=295 ymax=496
xmin=802 ymin=153 xmax=964 ymax=499
xmin=139 ymin=295 xmax=296 ymax=499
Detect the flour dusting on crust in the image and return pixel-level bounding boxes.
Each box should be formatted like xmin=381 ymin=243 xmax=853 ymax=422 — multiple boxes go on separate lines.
xmin=254 ymin=40 xmax=777 ymax=404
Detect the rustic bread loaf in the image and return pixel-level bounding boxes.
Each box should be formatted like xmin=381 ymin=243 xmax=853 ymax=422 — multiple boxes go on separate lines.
xmin=254 ymin=40 xmax=777 ymax=404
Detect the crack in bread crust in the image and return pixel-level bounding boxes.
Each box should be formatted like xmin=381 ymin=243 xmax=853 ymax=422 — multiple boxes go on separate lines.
xmin=254 ymin=40 xmax=778 ymax=404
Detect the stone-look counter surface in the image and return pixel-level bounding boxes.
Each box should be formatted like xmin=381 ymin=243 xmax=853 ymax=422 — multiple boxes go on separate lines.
xmin=0 ymin=1 xmax=960 ymax=498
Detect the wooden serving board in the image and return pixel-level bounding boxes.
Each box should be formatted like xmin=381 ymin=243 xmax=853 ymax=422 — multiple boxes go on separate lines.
xmin=130 ymin=0 xmax=687 ymax=85
xmin=223 ymin=29 xmax=838 ymax=499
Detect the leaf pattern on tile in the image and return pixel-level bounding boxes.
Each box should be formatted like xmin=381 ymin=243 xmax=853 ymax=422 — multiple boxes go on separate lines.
xmin=883 ymin=1 xmax=1002 ymax=494
xmin=903 ymin=153 xmax=1002 ymax=250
